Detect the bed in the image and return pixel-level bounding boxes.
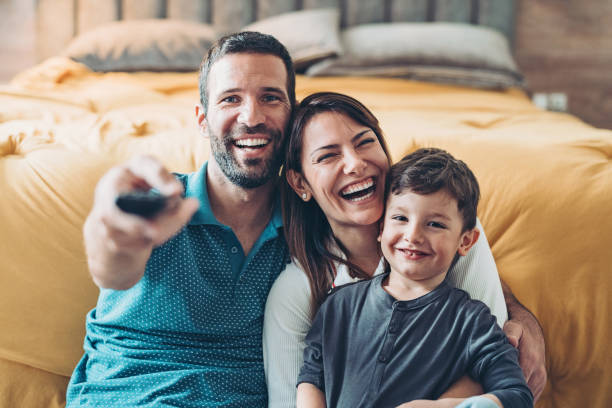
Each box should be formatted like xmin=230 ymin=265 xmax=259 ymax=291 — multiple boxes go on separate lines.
xmin=1 ymin=1 xmax=611 ymax=407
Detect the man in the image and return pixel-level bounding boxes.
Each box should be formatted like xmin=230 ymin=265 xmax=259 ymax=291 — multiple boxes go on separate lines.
xmin=66 ymin=32 xmax=545 ymax=407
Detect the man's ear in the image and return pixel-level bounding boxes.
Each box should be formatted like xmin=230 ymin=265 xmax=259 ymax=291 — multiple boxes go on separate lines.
xmin=286 ymin=169 xmax=312 ymax=201
xmin=457 ymin=228 xmax=480 ymax=256
xmin=195 ymin=104 xmax=208 ymax=137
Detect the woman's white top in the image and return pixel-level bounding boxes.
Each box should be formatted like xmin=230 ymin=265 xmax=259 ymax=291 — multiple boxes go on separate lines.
xmin=263 ymin=218 xmax=507 ymax=408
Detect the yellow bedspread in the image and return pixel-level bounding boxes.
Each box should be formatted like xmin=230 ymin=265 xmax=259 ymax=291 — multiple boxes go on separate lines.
xmin=1 ymin=58 xmax=610 ymax=407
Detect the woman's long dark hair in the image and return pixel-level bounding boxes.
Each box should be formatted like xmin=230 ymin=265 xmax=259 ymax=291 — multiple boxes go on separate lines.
xmin=281 ymin=92 xmax=392 ymax=315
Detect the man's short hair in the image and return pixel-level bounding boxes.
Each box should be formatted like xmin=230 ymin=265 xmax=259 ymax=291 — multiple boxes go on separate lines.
xmin=198 ymin=31 xmax=296 ymax=113
xmin=388 ymin=148 xmax=480 ymax=230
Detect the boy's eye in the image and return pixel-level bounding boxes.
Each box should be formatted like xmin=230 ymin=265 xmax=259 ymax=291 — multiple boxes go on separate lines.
xmin=391 ymin=215 xmax=408 ymax=222
xmin=428 ymin=221 xmax=446 ymax=229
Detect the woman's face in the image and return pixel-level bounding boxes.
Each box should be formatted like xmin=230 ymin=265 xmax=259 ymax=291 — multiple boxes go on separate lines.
xmin=288 ymin=111 xmax=390 ymax=231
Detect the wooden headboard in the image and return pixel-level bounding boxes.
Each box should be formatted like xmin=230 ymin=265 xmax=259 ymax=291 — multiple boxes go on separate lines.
xmin=36 ymin=0 xmax=515 ymax=60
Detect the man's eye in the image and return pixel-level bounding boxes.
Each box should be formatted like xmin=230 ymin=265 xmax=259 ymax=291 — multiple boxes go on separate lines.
xmin=262 ymin=94 xmax=280 ymax=102
xmin=222 ymin=96 xmax=239 ymax=103
xmin=391 ymin=215 xmax=408 ymax=222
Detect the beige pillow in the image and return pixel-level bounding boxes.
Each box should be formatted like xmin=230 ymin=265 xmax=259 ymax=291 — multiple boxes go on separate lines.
xmin=62 ymin=19 xmax=217 ymax=72
xmin=306 ymin=22 xmax=524 ymax=89
xmin=242 ymin=9 xmax=343 ymax=72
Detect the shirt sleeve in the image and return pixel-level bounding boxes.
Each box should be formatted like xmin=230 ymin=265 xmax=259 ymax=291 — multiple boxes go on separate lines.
xmin=296 ymin=296 xmax=327 ymax=392
xmin=263 ymin=261 xmax=314 ymax=408
xmin=467 ymin=303 xmax=534 ymax=408
xmin=447 ymin=217 xmax=508 ymax=326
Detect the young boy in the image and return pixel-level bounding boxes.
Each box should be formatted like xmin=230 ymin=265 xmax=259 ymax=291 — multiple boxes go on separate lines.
xmin=296 ymin=148 xmax=533 ymax=408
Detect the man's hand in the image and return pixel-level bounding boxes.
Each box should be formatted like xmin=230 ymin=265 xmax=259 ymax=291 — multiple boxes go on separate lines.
xmin=84 ymin=155 xmax=199 ymax=290
xmin=501 ymin=281 xmax=547 ymax=401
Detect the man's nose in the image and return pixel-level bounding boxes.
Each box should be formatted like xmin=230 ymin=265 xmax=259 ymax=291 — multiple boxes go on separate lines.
xmin=342 ymin=149 xmax=367 ymax=175
xmin=238 ymin=98 xmax=265 ymax=128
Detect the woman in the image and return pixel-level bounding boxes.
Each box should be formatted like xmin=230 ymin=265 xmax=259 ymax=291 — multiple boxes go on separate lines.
xmin=263 ymin=92 xmax=507 ymax=407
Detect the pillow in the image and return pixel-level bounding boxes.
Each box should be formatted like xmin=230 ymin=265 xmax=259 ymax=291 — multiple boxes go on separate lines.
xmin=306 ymin=23 xmax=524 ymax=89
xmin=242 ymin=9 xmax=343 ymax=72
xmin=62 ymin=19 xmax=217 ymax=72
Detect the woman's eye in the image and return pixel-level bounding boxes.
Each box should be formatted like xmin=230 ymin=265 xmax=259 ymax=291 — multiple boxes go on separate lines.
xmin=315 ymin=153 xmax=336 ymax=163
xmin=358 ymin=137 xmax=375 ymax=147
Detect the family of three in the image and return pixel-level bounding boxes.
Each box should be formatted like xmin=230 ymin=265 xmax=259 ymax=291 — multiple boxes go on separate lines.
xmin=66 ymin=32 xmax=545 ymax=407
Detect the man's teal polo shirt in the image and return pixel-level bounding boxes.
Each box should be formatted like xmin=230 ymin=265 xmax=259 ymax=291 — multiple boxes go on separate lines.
xmin=66 ymin=162 xmax=289 ymax=407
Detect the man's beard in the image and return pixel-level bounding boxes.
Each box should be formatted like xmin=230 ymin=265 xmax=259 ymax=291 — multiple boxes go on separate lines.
xmin=209 ymin=123 xmax=284 ymax=189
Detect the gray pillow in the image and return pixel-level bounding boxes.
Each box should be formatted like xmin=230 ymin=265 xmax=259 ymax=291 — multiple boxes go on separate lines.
xmin=306 ymin=22 xmax=524 ymax=89
xmin=62 ymin=19 xmax=217 ymax=72
xmin=242 ymin=9 xmax=343 ymax=72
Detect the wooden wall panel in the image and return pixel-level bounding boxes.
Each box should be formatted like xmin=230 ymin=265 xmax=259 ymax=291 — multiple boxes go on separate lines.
xmin=123 ymin=0 xmax=166 ymax=20
xmin=168 ymin=0 xmax=211 ymax=23
xmin=390 ymin=0 xmax=428 ymax=22
xmin=303 ymin=0 xmax=339 ymax=9
xmin=36 ymin=0 xmax=75 ymax=59
xmin=479 ymin=0 xmax=515 ymax=41
xmin=213 ymin=0 xmax=254 ymax=34
xmin=514 ymin=0 xmax=612 ymax=129
xmin=257 ymin=0 xmax=297 ymax=20
xmin=344 ymin=0 xmax=385 ymax=26
xmin=434 ymin=0 xmax=472 ymax=23
xmin=77 ymin=0 xmax=120 ymax=34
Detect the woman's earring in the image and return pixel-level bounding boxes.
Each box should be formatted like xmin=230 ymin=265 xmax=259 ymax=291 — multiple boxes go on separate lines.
xmin=301 ymin=192 xmax=309 ymax=201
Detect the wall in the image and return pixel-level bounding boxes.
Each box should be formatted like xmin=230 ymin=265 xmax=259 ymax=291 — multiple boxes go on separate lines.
xmin=0 ymin=0 xmax=36 ymax=83
xmin=0 ymin=0 xmax=611 ymax=129
xmin=514 ymin=0 xmax=612 ymax=129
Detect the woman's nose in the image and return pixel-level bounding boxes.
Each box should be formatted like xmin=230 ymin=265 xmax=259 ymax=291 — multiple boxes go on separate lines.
xmin=238 ymin=98 xmax=265 ymax=127
xmin=342 ymin=150 xmax=367 ymax=175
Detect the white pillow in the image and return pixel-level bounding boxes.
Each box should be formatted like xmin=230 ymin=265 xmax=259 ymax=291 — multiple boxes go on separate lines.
xmin=243 ymin=8 xmax=343 ymax=71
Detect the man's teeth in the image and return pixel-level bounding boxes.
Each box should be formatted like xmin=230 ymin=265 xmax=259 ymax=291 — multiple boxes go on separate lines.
xmin=341 ymin=178 xmax=374 ymax=196
xmin=234 ymin=138 xmax=269 ymax=147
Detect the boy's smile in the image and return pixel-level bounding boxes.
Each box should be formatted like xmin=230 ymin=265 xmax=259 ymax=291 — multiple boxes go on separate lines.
xmin=379 ymin=189 xmax=479 ymax=298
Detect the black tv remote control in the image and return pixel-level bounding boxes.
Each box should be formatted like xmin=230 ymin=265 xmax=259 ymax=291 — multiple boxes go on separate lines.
xmin=115 ymin=190 xmax=168 ymax=218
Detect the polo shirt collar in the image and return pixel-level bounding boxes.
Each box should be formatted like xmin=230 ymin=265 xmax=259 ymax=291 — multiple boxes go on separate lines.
xmin=184 ymin=161 xmax=283 ymax=232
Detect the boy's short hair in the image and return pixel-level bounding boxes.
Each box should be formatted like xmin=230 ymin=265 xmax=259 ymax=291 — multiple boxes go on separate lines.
xmin=388 ymin=148 xmax=480 ymax=230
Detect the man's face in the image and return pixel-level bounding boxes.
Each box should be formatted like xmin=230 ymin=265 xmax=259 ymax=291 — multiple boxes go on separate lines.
xmin=201 ymin=53 xmax=291 ymax=189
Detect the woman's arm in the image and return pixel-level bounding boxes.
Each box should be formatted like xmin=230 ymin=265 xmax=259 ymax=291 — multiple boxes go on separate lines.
xmin=297 ymin=383 xmax=327 ymax=408
xmin=263 ymin=262 xmax=313 ymax=408
xmin=500 ymin=280 xmax=547 ymax=402
xmin=447 ymin=218 xmax=508 ymax=326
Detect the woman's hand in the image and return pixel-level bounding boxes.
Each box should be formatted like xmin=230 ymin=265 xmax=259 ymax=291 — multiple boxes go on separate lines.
xmin=501 ymin=281 xmax=547 ymax=401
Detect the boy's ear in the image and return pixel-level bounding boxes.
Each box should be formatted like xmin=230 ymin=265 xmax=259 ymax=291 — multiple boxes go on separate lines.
xmin=377 ymin=218 xmax=384 ymax=242
xmin=195 ymin=104 xmax=208 ymax=138
xmin=457 ymin=228 xmax=480 ymax=256
xmin=286 ymin=169 xmax=313 ymax=202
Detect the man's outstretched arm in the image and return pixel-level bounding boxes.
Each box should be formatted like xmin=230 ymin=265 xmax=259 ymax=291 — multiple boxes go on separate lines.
xmin=501 ymin=279 xmax=547 ymax=401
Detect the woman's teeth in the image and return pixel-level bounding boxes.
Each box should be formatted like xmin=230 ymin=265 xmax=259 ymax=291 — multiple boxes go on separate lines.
xmin=234 ymin=138 xmax=269 ymax=148
xmin=341 ymin=178 xmax=376 ymax=201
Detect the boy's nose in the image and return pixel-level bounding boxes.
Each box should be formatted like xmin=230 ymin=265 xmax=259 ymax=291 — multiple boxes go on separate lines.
xmin=404 ymin=224 xmax=424 ymax=244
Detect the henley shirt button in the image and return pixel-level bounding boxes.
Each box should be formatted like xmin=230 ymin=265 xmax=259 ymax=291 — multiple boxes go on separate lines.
xmin=231 ymin=246 xmax=238 ymax=254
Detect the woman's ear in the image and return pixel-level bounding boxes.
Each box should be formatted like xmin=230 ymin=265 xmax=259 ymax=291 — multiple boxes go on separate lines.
xmin=457 ymin=228 xmax=480 ymax=256
xmin=286 ymin=169 xmax=312 ymax=202
xmin=195 ymin=104 xmax=208 ymax=138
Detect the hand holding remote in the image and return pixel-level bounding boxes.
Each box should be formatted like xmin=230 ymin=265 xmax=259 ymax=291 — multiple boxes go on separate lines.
xmin=83 ymin=155 xmax=199 ymax=290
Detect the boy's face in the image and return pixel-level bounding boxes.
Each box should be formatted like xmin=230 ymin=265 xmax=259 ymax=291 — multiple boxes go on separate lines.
xmin=379 ymin=189 xmax=479 ymax=285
